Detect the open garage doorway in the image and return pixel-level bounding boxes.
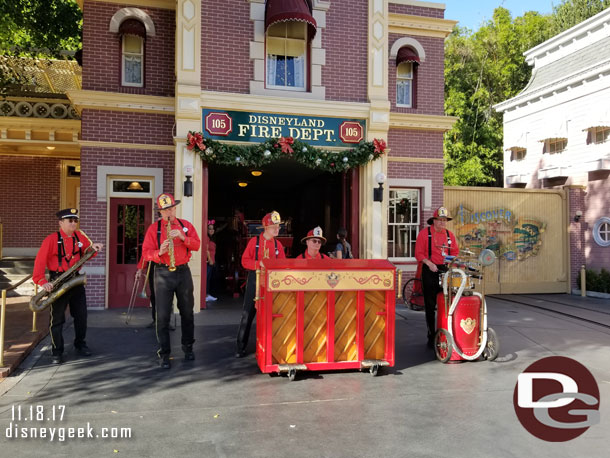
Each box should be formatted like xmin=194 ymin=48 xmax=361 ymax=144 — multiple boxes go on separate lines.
xmin=205 ymin=157 xmax=358 ymax=298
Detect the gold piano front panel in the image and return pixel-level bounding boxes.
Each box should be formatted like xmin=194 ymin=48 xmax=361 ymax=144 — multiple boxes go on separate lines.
xmin=271 ymin=292 xmax=297 ymax=364
xmin=364 ymin=290 xmax=386 ymax=360
xmin=303 ymin=291 xmax=328 ymax=363
xmin=267 ymin=270 xmax=394 ymax=292
xmin=334 ymin=291 xmax=358 ymax=362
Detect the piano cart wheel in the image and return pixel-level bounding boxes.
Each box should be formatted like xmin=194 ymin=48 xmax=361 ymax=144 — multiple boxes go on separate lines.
xmin=288 ymin=368 xmax=297 ymax=381
xmin=369 ymin=364 xmax=379 ymax=377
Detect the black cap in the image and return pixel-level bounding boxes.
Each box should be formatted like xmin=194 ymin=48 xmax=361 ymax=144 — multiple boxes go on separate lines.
xmin=56 ymin=208 xmax=79 ymax=219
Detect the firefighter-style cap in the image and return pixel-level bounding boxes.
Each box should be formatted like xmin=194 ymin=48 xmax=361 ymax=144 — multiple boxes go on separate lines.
xmin=301 ymin=226 xmax=327 ymax=244
xmin=260 ymin=211 xmax=282 ymax=228
xmin=155 ymin=193 xmax=181 ymax=210
xmin=427 ymin=206 xmax=452 ymax=225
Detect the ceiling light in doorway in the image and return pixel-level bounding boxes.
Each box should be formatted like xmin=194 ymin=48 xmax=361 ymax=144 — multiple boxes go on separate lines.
xmin=127 ymin=181 xmax=144 ymax=191
xmin=250 ymin=170 xmax=262 ymax=177
xmin=46 ymin=146 xmax=55 ymax=150
xmin=237 ymin=181 xmax=249 ymax=188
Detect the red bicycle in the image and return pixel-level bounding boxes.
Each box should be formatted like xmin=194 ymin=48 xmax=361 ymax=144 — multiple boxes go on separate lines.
xmin=402 ymin=276 xmax=424 ymax=311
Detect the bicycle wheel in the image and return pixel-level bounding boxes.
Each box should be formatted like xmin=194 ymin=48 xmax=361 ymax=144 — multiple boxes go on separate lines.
xmin=402 ymin=278 xmax=424 ymax=311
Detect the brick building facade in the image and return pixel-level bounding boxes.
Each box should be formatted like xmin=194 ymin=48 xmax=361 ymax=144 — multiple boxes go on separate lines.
xmin=0 ymin=0 xmax=456 ymax=309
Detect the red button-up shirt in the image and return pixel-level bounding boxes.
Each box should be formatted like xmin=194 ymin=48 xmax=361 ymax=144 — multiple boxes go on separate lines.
xmin=299 ymin=250 xmax=327 ymax=260
xmin=33 ymin=229 xmax=95 ymax=286
xmin=142 ymin=218 xmax=201 ymax=267
xmin=241 ymin=234 xmax=286 ymax=271
xmin=415 ymin=227 xmax=459 ymax=265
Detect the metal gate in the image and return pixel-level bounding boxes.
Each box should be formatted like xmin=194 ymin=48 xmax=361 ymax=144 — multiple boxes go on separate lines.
xmin=444 ymin=187 xmax=569 ymax=294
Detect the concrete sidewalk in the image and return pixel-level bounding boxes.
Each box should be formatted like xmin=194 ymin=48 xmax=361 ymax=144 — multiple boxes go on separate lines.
xmin=0 ymin=295 xmax=609 ymax=457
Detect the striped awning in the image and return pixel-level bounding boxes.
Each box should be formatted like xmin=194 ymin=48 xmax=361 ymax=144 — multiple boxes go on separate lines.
xmin=396 ymin=47 xmax=420 ymax=65
xmin=265 ymin=0 xmax=317 ymax=38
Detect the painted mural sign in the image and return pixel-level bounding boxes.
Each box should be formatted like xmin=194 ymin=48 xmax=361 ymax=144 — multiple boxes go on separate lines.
xmin=202 ymin=109 xmax=366 ymax=148
xmin=454 ymin=204 xmax=546 ymax=261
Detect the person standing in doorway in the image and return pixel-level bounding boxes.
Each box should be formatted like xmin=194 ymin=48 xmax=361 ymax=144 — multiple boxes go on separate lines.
xmin=235 ymin=211 xmax=286 ymax=358
xmin=414 ymin=207 xmax=459 ymax=348
xmin=33 ymin=208 xmax=103 ymax=365
xmin=206 ymin=220 xmax=217 ymax=302
xmin=142 ymin=193 xmax=200 ymax=369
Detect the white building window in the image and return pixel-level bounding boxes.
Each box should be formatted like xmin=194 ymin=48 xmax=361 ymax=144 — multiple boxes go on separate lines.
xmin=545 ymin=139 xmax=567 ymax=154
xmin=593 ymin=217 xmax=610 ymax=247
xmin=396 ymin=62 xmax=413 ymax=107
xmin=510 ymin=148 xmax=527 ymax=161
xmin=388 ymin=189 xmax=420 ymax=260
xmin=266 ymin=22 xmax=307 ymax=90
xmin=122 ymin=34 xmax=143 ymax=87
xmin=591 ymin=126 xmax=610 ymax=144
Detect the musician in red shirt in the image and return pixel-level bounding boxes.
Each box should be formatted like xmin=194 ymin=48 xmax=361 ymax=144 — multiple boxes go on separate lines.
xmin=298 ymin=227 xmax=329 ymax=259
xmin=235 ymin=211 xmax=286 ymax=357
xmin=414 ymin=207 xmax=459 ymax=348
xmin=33 ymin=208 xmax=103 ymax=365
xmin=142 ymin=193 xmax=200 ymax=369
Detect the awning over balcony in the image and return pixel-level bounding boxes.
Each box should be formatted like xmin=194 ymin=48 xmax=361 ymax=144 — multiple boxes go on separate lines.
xmin=396 ymin=47 xmax=420 ymax=65
xmin=265 ymin=0 xmax=317 ymax=38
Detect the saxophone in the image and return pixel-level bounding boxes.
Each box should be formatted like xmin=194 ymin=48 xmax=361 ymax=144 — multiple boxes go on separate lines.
xmin=166 ymin=217 xmax=176 ymax=271
xmin=29 ymin=247 xmax=96 ymax=312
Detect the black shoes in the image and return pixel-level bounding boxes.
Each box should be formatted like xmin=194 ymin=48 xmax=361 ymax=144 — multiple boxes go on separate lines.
xmin=184 ymin=351 xmax=195 ymax=361
xmin=75 ymin=345 xmax=92 ymax=357
xmin=426 ymin=336 xmax=434 ymax=349
xmin=51 ymin=355 xmax=63 ymax=365
xmin=146 ymin=320 xmax=156 ymax=328
xmin=160 ymin=355 xmax=171 ymax=369
xmin=234 ymin=350 xmax=246 ymax=358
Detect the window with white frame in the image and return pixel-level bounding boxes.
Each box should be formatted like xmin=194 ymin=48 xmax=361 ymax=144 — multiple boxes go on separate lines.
xmin=396 ymin=62 xmax=413 ymax=107
xmin=388 ymin=189 xmax=420 ymax=259
xmin=510 ymin=148 xmax=527 ymax=161
xmin=266 ymin=22 xmax=307 ymax=90
xmin=122 ymin=34 xmax=143 ymax=87
xmin=593 ymin=217 xmax=610 ymax=247
xmin=545 ymin=139 xmax=567 ymax=154
xmin=591 ymin=126 xmax=610 ymax=144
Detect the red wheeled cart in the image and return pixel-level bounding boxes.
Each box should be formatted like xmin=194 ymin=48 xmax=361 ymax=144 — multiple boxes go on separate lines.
xmin=255 ymin=259 xmax=397 ymax=380
xmin=434 ymin=251 xmax=499 ymax=363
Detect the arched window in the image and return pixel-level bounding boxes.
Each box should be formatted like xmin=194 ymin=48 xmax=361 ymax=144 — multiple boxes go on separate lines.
xmin=264 ymin=0 xmax=317 ymax=91
xmin=119 ymin=19 xmax=146 ymax=87
xmin=395 ymin=47 xmax=420 ymax=108
xmin=266 ymin=22 xmax=307 ymax=90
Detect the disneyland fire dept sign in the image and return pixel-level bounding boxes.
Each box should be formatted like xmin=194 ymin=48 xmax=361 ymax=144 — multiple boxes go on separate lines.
xmin=202 ymin=109 xmax=366 ymax=147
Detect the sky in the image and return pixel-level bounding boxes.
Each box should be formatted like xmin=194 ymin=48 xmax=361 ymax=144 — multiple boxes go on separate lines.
xmin=443 ymin=0 xmax=558 ymax=31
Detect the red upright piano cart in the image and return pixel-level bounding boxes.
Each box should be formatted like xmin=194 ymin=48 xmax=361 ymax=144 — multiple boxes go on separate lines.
xmin=255 ymin=258 xmax=397 ymax=380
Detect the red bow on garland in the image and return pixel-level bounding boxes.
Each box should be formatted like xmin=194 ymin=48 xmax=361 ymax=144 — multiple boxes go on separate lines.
xmin=187 ymin=132 xmax=205 ymax=151
xmin=279 ymin=136 xmax=294 ymax=154
xmin=374 ymin=139 xmax=387 ymax=155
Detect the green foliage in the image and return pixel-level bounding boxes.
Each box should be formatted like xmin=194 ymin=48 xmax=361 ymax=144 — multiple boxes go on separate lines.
xmin=444 ymin=8 xmax=554 ymax=186
xmin=0 ymin=0 xmax=82 ymax=56
xmin=551 ymin=0 xmax=610 ymax=35
xmin=585 ymin=268 xmax=610 ymax=293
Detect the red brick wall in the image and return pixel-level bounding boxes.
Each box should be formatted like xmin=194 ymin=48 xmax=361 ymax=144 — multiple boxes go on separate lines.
xmin=79 ymin=146 xmax=175 ymax=307
xmin=567 ymin=187 xmax=586 ymax=289
xmin=201 ymin=0 xmax=251 ymax=93
xmin=81 ymin=110 xmax=174 ymax=144
xmin=82 ymin=1 xmax=175 ymax=96
xmin=323 ymin=0 xmax=368 ymax=102
xmin=585 ymin=172 xmax=610 ymax=271
xmin=0 ymin=156 xmax=61 ymax=247
xmin=389 ymin=3 xmax=445 ymax=18
xmin=389 ymin=34 xmax=445 ymax=114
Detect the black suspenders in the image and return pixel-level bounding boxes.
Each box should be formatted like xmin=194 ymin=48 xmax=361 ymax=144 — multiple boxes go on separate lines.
xmin=255 ymin=237 xmax=278 ymax=260
xmin=56 ymin=231 xmax=82 ymax=273
xmin=427 ymin=227 xmax=451 ymax=259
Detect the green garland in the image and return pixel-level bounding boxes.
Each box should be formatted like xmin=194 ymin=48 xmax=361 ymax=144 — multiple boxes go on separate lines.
xmin=186 ymin=131 xmax=387 ymax=174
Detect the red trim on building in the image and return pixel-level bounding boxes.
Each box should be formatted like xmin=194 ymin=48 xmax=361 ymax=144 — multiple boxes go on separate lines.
xmin=396 ymin=47 xmax=420 ymax=65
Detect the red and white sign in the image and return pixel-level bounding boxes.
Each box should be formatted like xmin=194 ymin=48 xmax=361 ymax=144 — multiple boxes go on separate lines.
xmin=339 ymin=121 xmax=363 ymax=144
xmin=205 ymin=112 xmax=233 ymax=136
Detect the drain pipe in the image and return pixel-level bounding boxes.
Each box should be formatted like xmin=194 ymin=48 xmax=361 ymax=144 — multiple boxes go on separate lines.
xmin=580 ymin=265 xmax=586 ymax=297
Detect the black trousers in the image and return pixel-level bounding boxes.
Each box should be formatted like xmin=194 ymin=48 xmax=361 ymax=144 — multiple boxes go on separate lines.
xmin=154 ymin=264 xmax=195 ymax=356
xmin=48 ymin=281 xmax=87 ymax=356
xmin=236 ymin=271 xmax=256 ymax=353
xmin=421 ymin=264 xmax=443 ymax=340
xmin=148 ymin=263 xmax=156 ymax=321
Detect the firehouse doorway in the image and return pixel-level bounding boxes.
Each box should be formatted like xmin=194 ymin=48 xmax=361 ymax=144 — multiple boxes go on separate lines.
xmin=206 ymin=157 xmax=358 ymax=298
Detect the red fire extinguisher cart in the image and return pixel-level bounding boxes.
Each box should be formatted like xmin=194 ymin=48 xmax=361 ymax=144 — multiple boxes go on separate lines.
xmin=434 ymin=251 xmax=499 ymax=363
xmin=255 ymin=258 xmax=398 ymax=380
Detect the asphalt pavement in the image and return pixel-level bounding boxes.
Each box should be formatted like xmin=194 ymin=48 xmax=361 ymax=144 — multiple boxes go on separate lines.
xmin=0 ymin=294 xmax=609 ymax=457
